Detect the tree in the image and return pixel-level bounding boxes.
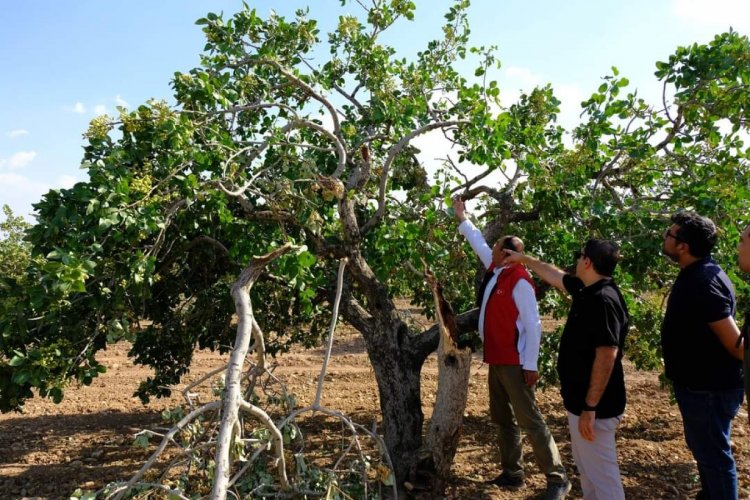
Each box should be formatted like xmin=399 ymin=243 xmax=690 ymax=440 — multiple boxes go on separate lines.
xmin=0 ymin=205 xmax=32 ymax=282
xmin=2 ymin=0 xmax=749 ymax=494
xmin=0 ymin=204 xmax=37 ymax=412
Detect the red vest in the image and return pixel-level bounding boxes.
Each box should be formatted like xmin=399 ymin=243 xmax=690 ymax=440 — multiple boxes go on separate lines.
xmin=482 ymin=264 xmax=535 ymax=365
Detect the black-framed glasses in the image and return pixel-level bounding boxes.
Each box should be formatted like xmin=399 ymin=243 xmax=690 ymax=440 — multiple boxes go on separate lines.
xmin=574 ymin=250 xmax=587 ymax=260
xmin=664 ymin=229 xmax=682 ymax=242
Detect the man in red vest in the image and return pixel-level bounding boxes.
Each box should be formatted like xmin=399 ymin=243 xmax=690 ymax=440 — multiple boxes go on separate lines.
xmin=453 ymin=198 xmax=570 ymax=499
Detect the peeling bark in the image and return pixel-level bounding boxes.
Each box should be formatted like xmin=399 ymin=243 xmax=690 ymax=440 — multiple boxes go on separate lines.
xmin=212 ymin=243 xmax=296 ymax=499
xmin=407 ymin=265 xmax=472 ymax=496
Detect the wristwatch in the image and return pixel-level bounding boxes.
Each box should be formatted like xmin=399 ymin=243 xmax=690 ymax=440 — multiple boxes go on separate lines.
xmin=582 ymin=402 xmax=597 ymax=412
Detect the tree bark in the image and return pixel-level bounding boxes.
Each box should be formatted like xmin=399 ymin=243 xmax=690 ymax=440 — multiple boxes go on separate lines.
xmin=212 ymin=244 xmax=295 ymax=500
xmin=422 ymin=269 xmax=472 ymax=496
xmin=364 ymin=322 xmax=425 ymax=489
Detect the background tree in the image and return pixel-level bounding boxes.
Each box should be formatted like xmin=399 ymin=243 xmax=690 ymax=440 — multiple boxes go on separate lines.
xmin=0 ymin=205 xmax=32 ymax=282
xmin=1 ymin=0 xmax=749 ymax=492
xmin=0 ymin=204 xmax=38 ymax=412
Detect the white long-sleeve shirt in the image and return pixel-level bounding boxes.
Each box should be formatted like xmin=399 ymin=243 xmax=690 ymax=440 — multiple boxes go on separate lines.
xmin=458 ymin=219 xmax=542 ymax=371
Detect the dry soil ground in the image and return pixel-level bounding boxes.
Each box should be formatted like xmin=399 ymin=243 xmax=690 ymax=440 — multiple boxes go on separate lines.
xmin=1 ymin=320 xmax=748 ymax=499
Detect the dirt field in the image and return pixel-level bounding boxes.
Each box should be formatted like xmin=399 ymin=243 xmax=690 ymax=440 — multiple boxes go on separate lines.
xmin=1 ymin=320 xmax=748 ymax=499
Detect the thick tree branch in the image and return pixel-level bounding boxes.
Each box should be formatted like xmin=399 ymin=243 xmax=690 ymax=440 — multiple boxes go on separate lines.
xmin=461 ymin=185 xmax=503 ymax=202
xmin=213 ymin=243 xmax=298 ymax=498
xmin=360 ymin=121 xmax=465 ymax=235
xmin=338 ymin=283 xmax=373 ymax=335
xmin=406 ymin=308 xmax=479 ymax=363
xmin=346 ymin=145 xmax=373 ymax=191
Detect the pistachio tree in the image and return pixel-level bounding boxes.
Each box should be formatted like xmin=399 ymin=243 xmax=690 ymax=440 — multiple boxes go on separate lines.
xmin=0 ymin=205 xmax=32 ymax=282
xmin=2 ymin=0 xmax=749 ymax=492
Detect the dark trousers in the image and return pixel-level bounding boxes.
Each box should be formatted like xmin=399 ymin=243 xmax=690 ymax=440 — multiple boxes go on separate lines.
xmin=487 ymin=364 xmax=567 ymax=483
xmin=674 ymin=384 xmax=744 ymax=500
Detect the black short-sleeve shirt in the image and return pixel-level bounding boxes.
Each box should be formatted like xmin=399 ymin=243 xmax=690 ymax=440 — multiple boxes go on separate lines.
xmin=558 ymin=275 xmax=629 ymax=418
xmin=661 ymin=257 xmax=743 ymax=390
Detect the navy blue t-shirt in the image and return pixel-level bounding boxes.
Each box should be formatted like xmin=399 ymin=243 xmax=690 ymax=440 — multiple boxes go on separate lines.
xmin=558 ymin=275 xmax=629 ymax=418
xmin=661 ymin=257 xmax=743 ymax=390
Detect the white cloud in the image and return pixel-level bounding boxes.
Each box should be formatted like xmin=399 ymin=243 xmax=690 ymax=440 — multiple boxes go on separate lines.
xmin=0 ymin=151 xmax=37 ymax=170
xmin=671 ymin=0 xmax=750 ymax=30
xmin=0 ymin=173 xmax=50 ymax=221
xmin=57 ymin=175 xmax=78 ymax=189
xmin=8 ymin=129 xmax=29 ymax=138
xmin=93 ymin=104 xmax=108 ymax=116
xmin=70 ymin=102 xmax=86 ymax=114
xmin=114 ymin=94 xmax=129 ymax=108
xmin=505 ymin=66 xmax=542 ymax=87
xmin=555 ymin=83 xmax=587 ymax=131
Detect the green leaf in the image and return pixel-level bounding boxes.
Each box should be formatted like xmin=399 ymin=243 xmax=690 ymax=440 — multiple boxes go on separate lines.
xmin=297 ymin=251 xmax=316 ymax=268
xmin=133 ymin=433 xmax=150 ymax=449
xmin=12 ymin=370 xmax=30 ymax=385
xmin=50 ymin=387 xmax=64 ymax=404
xmin=9 ymin=353 xmax=25 ymax=367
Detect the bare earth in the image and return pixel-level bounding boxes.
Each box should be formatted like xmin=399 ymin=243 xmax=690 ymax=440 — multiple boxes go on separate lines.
xmin=1 ymin=319 xmax=748 ymax=499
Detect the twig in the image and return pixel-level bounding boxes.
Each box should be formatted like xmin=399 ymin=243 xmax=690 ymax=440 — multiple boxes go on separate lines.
xmin=113 ymin=401 xmax=222 ymax=500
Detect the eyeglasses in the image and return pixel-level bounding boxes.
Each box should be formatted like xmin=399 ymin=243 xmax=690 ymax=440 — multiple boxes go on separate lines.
xmin=664 ymin=229 xmax=682 ymax=242
xmin=574 ymin=250 xmax=587 ymax=260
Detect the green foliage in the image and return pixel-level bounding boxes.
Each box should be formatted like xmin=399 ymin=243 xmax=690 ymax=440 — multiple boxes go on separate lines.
xmin=1 ymin=1 xmax=749 ymax=414
xmin=536 ymin=326 xmax=563 ymax=389
xmin=0 ymin=205 xmax=32 ymax=282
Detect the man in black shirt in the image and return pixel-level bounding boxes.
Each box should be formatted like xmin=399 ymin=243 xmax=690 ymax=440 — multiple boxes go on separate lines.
xmin=661 ymin=211 xmax=745 ymax=499
xmin=506 ymin=239 xmax=628 ymax=499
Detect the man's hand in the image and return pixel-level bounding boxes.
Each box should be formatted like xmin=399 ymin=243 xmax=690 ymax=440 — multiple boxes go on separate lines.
xmin=452 ymin=197 xmax=467 ymax=222
xmin=522 ymin=370 xmax=539 ymax=387
xmin=503 ymin=248 xmax=526 ymax=265
xmin=579 ymin=410 xmax=596 ymax=441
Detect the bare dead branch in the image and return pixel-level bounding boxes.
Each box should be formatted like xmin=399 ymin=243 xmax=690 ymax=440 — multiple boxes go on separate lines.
xmin=212 ymin=243 xmax=299 ymax=498
xmin=313 ymin=258 xmax=348 ymax=407
xmin=112 ymin=401 xmax=222 ymax=500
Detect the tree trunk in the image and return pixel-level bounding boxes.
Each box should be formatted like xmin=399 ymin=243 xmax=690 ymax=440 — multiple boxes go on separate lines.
xmin=365 ymin=324 xmax=425 ymax=490
xmin=421 ymin=270 xmax=472 ymax=496
xmin=339 ymin=251 xmax=473 ymax=495
xmin=358 ymin=292 xmax=473 ymax=497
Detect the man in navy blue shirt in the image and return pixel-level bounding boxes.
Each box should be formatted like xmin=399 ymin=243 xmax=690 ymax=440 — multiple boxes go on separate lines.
xmin=661 ymin=211 xmax=745 ymax=499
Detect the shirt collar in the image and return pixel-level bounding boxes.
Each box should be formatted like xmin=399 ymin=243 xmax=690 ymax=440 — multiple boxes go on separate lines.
xmin=678 ymin=256 xmax=713 ymax=276
xmin=581 ymin=276 xmax=613 ymax=293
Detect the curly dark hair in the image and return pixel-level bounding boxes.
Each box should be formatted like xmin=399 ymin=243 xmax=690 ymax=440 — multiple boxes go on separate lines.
xmin=671 ymin=211 xmax=717 ymax=258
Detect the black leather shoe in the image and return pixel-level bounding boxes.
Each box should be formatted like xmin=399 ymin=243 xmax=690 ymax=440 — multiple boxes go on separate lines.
xmin=486 ymin=472 xmax=524 ymax=489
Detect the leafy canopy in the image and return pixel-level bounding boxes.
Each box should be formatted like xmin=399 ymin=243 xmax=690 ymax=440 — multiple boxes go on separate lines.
xmin=1 ymin=0 xmax=749 ymax=412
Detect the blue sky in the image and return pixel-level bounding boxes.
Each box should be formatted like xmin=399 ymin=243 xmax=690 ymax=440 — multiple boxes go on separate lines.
xmin=1 ymin=0 xmax=747 ymax=220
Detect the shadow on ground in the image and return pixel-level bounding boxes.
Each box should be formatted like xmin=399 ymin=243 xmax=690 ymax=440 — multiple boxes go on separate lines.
xmin=0 ymin=409 xmax=163 ymax=498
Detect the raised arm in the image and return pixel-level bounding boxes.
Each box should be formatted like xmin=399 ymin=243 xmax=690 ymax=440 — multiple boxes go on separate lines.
xmin=505 ymin=250 xmax=566 ymax=292
xmin=453 ymin=198 xmax=493 ymax=269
